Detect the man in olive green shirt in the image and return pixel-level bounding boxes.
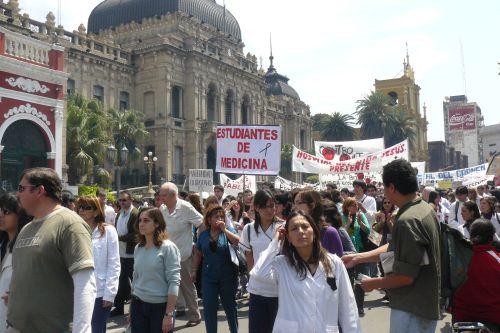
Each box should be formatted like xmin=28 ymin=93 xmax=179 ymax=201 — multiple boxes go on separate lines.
xmin=343 ymin=159 xmax=441 ymax=333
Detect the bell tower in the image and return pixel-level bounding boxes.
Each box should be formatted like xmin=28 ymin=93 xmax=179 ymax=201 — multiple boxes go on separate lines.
xmin=374 ymin=46 xmax=428 ymax=161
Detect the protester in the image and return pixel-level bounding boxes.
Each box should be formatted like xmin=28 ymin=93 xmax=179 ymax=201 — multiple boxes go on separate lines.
xmin=449 ymin=186 xmax=469 ymax=228
xmin=97 ymin=189 xmax=117 ymax=226
xmin=191 ymin=205 xmax=240 ymax=333
xmin=62 ymin=190 xmax=76 ymax=211
xmin=421 ymin=186 xmax=435 ymax=203
xmin=275 ymin=192 xmax=292 ymax=222
xmin=458 ymin=201 xmax=481 ymax=239
xmin=341 ymin=197 xmax=371 ymax=315
xmin=226 ymin=198 xmax=244 ymax=231
xmin=468 ymin=187 xmax=482 ymax=207
xmin=76 ymin=196 xmax=121 ymax=333
xmin=452 ymin=219 xmax=500 ymax=332
xmin=9 ymin=167 xmax=95 ymax=332
xmin=353 ymin=180 xmax=377 ymax=225
xmin=294 ymin=189 xmax=343 ymax=257
xmin=0 ymin=194 xmax=30 ymax=333
xmin=343 ymin=159 xmax=441 ymax=333
xmin=479 ymin=196 xmax=500 ymax=237
xmin=213 ymin=185 xmax=224 ymax=206
xmin=373 ymin=197 xmax=396 ymax=246
xmin=251 ymin=210 xmax=360 ymax=332
xmin=129 ymin=208 xmax=181 ymax=333
xmin=186 ymin=193 xmax=203 ymax=215
xmin=159 ymin=182 xmax=202 ymax=327
xmin=323 ymin=200 xmax=356 ymax=253
xmin=240 ymin=190 xmax=283 ymax=333
xmin=112 ymin=191 xmax=139 ymax=317
xmin=428 ymin=191 xmax=448 ymax=224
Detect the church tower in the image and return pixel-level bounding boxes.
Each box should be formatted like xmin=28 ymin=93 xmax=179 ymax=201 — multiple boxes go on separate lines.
xmin=374 ymin=47 xmax=428 ymax=161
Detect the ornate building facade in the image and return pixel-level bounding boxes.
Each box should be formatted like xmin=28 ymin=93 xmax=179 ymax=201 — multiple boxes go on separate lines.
xmin=374 ymin=53 xmax=429 ymax=161
xmin=0 ymin=0 xmax=312 ymax=187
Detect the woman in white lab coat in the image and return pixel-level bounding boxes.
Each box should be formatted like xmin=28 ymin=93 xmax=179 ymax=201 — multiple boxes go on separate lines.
xmin=251 ymin=210 xmax=360 ymax=333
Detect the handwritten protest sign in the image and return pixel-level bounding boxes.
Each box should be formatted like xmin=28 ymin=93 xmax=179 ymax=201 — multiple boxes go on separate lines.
xmin=216 ymin=125 xmax=281 ymax=175
xmin=189 ymin=169 xmax=213 ymax=193
xmin=315 ymin=138 xmax=384 ymax=161
xmin=220 ymin=174 xmax=257 ymax=197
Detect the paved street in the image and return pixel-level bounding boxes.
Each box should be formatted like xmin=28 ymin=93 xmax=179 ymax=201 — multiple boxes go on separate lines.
xmin=107 ymin=291 xmax=453 ymax=332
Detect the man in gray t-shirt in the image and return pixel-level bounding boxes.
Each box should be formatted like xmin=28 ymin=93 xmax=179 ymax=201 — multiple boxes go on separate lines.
xmin=7 ymin=168 xmax=95 ymax=333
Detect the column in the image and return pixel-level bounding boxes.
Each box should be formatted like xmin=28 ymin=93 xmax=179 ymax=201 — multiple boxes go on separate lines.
xmin=46 ymin=152 xmax=56 ymax=169
xmin=54 ymin=105 xmax=64 ymax=177
xmin=0 ymin=145 xmax=4 ymax=182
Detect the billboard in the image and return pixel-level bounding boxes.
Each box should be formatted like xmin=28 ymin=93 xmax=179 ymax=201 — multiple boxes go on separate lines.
xmin=448 ymin=107 xmax=476 ymax=131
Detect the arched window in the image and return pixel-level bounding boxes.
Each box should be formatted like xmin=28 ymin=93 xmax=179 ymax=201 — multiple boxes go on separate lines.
xmin=241 ymin=95 xmax=250 ymax=125
xmin=207 ymin=83 xmax=217 ymax=122
xmin=225 ymin=90 xmax=234 ymax=125
xmin=388 ymin=91 xmax=398 ymax=106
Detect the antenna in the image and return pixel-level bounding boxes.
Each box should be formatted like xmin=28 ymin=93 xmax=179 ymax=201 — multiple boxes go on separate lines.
xmin=459 ymin=40 xmax=467 ymax=97
xmin=269 ymin=32 xmax=274 ymax=68
xmin=57 ymin=0 xmax=61 ymax=26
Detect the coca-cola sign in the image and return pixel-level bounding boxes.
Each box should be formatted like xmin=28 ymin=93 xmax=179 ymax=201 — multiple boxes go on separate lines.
xmin=448 ymin=107 xmax=476 ymax=131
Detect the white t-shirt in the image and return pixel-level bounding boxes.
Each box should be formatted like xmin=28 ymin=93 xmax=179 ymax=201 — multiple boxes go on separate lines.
xmin=104 ymin=205 xmax=116 ymax=226
xmin=356 ymin=195 xmax=377 ymax=225
xmin=240 ymin=221 xmax=283 ymax=297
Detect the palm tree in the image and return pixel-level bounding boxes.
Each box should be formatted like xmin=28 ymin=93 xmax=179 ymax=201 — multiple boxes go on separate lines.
xmin=320 ymin=112 xmax=355 ymax=141
xmin=355 ymin=91 xmax=393 ymax=140
xmin=386 ymin=106 xmax=417 ymax=147
xmin=280 ymin=144 xmax=293 ymax=179
xmin=66 ymin=95 xmax=109 ymax=184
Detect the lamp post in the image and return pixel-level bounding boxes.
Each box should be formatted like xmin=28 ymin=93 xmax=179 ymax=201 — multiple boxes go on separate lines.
xmin=107 ymin=144 xmax=128 ymax=195
xmin=144 ymin=151 xmax=158 ymax=197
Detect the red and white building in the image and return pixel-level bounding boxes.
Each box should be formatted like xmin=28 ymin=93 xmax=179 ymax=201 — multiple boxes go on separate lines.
xmin=0 ymin=25 xmax=67 ymax=190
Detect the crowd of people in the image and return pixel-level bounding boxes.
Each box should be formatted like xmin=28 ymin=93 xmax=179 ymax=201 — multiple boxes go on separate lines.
xmin=0 ymin=161 xmax=499 ymax=332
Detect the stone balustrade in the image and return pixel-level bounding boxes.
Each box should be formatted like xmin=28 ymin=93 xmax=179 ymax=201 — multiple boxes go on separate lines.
xmin=1 ymin=26 xmax=50 ymax=65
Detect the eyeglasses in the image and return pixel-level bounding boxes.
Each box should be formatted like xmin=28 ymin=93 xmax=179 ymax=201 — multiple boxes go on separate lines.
xmin=78 ymin=205 xmax=94 ymax=211
xmin=18 ymin=184 xmax=39 ymax=193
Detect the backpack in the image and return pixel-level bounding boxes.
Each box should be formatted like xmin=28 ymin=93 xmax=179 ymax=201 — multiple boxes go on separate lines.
xmin=439 ymin=222 xmax=473 ymax=305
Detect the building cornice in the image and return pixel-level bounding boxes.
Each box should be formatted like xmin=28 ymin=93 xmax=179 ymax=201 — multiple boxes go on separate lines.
xmin=0 ymin=55 xmax=68 ymax=85
xmin=0 ymin=87 xmax=65 ymax=109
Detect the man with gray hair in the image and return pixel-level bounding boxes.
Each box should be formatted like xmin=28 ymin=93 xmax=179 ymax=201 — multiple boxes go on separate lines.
xmin=159 ymin=182 xmax=203 ymax=327
xmin=421 ymin=186 xmax=435 ymax=203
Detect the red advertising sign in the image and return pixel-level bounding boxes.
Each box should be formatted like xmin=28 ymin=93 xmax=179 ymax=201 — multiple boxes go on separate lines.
xmin=448 ymin=107 xmax=476 ymax=131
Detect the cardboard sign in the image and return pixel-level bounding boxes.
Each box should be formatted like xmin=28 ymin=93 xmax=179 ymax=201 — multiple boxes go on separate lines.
xmin=293 ymin=140 xmax=409 ymax=175
xmin=220 ymin=174 xmax=257 ymax=197
xmin=315 ymin=138 xmax=384 ymax=161
xmin=216 ymin=125 xmax=282 ymax=175
xmin=189 ymin=169 xmax=214 ymax=193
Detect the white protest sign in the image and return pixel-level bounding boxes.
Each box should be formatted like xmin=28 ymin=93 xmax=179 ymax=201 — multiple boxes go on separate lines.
xmin=274 ymin=176 xmax=322 ymax=191
xmin=188 ymin=169 xmax=213 ymax=193
xmin=422 ymin=163 xmax=488 ymax=187
xmin=320 ymin=172 xmax=382 ymax=190
xmin=293 ymin=140 xmax=409 ymax=175
xmin=220 ymin=174 xmax=257 ymax=197
xmin=315 ymin=138 xmax=385 ymax=161
xmin=411 ymin=162 xmax=426 ymax=185
xmin=216 ymin=125 xmax=281 ymax=175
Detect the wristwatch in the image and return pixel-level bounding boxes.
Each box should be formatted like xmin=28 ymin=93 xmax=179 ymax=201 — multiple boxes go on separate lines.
xmin=165 ymin=310 xmax=175 ymax=317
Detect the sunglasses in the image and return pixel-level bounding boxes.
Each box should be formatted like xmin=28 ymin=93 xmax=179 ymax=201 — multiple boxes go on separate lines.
xmin=78 ymin=205 xmax=94 ymax=211
xmin=18 ymin=184 xmax=39 ymax=193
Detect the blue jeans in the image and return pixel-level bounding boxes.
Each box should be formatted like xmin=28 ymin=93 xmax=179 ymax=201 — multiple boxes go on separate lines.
xmin=130 ymin=296 xmax=175 ymax=333
xmin=390 ymin=309 xmax=438 ymax=333
xmin=249 ymin=294 xmax=278 ymax=333
xmin=92 ymin=297 xmax=112 ymax=333
xmin=202 ymin=275 xmax=238 ymax=333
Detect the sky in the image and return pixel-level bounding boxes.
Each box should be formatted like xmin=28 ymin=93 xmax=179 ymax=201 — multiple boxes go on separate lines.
xmin=21 ymin=0 xmax=500 ymax=141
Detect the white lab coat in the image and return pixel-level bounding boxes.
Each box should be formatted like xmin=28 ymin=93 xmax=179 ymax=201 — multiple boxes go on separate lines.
xmin=251 ymin=238 xmax=360 ymax=333
xmin=0 ymin=252 xmax=12 ymax=333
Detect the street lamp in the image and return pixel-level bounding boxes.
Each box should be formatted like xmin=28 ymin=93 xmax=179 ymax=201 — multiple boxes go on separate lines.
xmin=107 ymin=144 xmax=128 ymax=195
xmin=144 ymin=151 xmax=158 ymax=197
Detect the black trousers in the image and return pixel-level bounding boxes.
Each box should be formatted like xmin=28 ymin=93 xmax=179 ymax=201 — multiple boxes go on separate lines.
xmin=248 ymin=294 xmax=278 ymax=333
xmin=115 ymin=257 xmax=134 ymax=307
xmin=130 ymin=296 xmax=175 ymax=333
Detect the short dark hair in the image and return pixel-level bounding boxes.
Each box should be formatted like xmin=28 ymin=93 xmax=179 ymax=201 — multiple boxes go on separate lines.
xmin=20 ymin=167 xmax=62 ymax=202
xmin=366 ymin=184 xmax=377 ymax=191
xmin=179 ymin=191 xmax=189 ymax=200
xmin=352 ymin=180 xmax=367 ymax=191
xmin=214 ymin=185 xmax=224 ymax=192
xmin=340 ymin=188 xmax=349 ymax=195
xmin=61 ymin=191 xmax=75 ymax=208
xmin=470 ymin=218 xmax=495 ymax=245
xmin=326 ymin=183 xmax=337 ymax=190
xmin=455 ymin=186 xmax=469 ymax=196
xmin=382 ymin=159 xmax=418 ymax=195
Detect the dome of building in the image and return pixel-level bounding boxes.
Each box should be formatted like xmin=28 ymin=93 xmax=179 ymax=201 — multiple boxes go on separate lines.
xmin=88 ymin=0 xmax=242 ymax=40
xmin=264 ymin=57 xmax=300 ymax=100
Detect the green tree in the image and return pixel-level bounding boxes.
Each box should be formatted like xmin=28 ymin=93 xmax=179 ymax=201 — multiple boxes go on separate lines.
xmin=280 ymin=144 xmax=293 ymax=178
xmin=319 ymin=112 xmax=355 ymax=141
xmin=311 ymin=113 xmax=331 ymax=132
xmin=107 ymin=108 xmax=149 ymax=165
xmin=66 ymin=95 xmax=109 ymax=185
xmin=385 ymin=106 xmax=417 ymax=147
xmin=355 ymin=91 xmax=393 ymax=140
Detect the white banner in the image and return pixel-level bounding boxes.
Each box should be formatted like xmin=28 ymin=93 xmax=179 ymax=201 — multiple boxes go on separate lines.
xmin=274 ymin=176 xmax=322 ymax=191
xmin=293 ymin=140 xmax=409 ymax=175
xmin=315 ymin=138 xmax=384 ymax=161
xmin=320 ymin=172 xmax=382 ymax=190
xmin=220 ymin=174 xmax=257 ymax=197
xmin=422 ymin=163 xmax=489 ymax=187
xmin=216 ymin=125 xmax=282 ymax=175
xmin=411 ymin=162 xmax=426 ymax=185
xmin=189 ymin=169 xmax=214 ymax=193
